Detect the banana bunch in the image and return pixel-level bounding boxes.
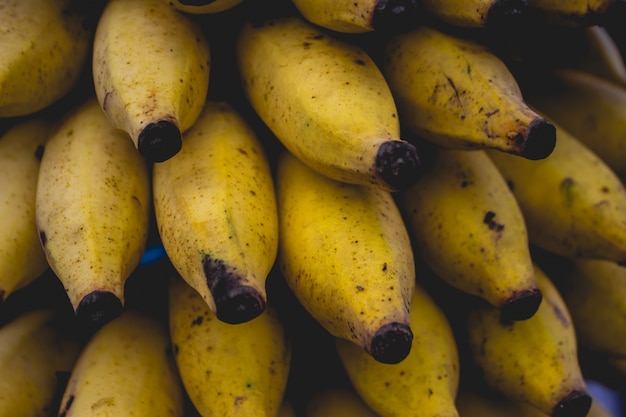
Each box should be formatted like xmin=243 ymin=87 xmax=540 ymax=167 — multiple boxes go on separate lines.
xmin=3 ymin=0 xmax=626 ymax=416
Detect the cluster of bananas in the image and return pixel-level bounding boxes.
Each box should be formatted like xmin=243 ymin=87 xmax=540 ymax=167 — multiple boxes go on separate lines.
xmin=2 ymin=0 xmax=626 ymax=416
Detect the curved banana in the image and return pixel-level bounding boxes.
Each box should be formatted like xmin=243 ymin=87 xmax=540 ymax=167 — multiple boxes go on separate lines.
xmin=35 ymin=97 xmax=151 ymax=331
xmin=164 ymin=0 xmax=244 ymax=14
xmin=304 ymin=387 xmax=379 ymax=417
xmin=464 ymin=263 xmax=591 ymax=417
xmin=383 ymin=24 xmax=556 ymax=160
xmin=168 ymin=272 xmax=291 ymax=417
xmin=526 ymin=0 xmax=617 ymax=26
xmin=420 ymin=0 xmax=528 ymax=28
xmin=486 ymin=118 xmax=626 ymax=264
xmin=153 ymin=101 xmax=278 ymax=324
xmin=92 ymin=0 xmax=211 ymax=163
xmin=576 ymin=25 xmax=626 ymax=87
xmin=289 ymin=0 xmax=420 ymax=33
xmin=0 ymin=309 xmax=81 ymax=417
xmin=336 ymin=282 xmax=460 ymax=417
xmin=58 ymin=309 xmax=184 ymax=417
xmin=0 ymin=118 xmax=51 ymax=304
xmin=0 ymin=0 xmax=92 ymax=117
xmin=276 ymin=150 xmax=416 ymax=364
xmin=400 ymin=148 xmax=541 ymax=322
xmin=236 ymin=15 xmax=422 ymax=192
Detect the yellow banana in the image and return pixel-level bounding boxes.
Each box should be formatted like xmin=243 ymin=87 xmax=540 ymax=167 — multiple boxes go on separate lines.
xmin=0 ymin=118 xmax=51 ymax=304
xmin=289 ymin=0 xmax=420 ymax=33
xmin=236 ymin=15 xmax=422 ymax=192
xmin=335 ymin=282 xmax=460 ymax=417
xmin=0 ymin=0 xmax=92 ymax=117
xmin=419 ymin=0 xmax=528 ymax=28
xmin=164 ymin=0 xmax=245 ymax=14
xmin=92 ymin=0 xmax=211 ymax=163
xmin=153 ymin=101 xmax=278 ymax=324
xmin=58 ymin=309 xmax=185 ymax=417
xmin=0 ymin=309 xmax=81 ymax=417
xmin=526 ymin=0 xmax=617 ymax=26
xmin=304 ymin=386 xmax=380 ymax=417
xmin=400 ymin=148 xmax=541 ymax=321
xmin=524 ymin=68 xmax=626 ymax=180
xmin=276 ymin=150 xmax=416 ymax=364
xmin=35 ymin=97 xmax=151 ymax=330
xmin=383 ymin=24 xmax=556 ymax=160
xmin=168 ymin=272 xmax=291 ymax=417
xmin=464 ymin=263 xmax=592 ymax=417
xmin=486 ymin=119 xmax=626 ymax=264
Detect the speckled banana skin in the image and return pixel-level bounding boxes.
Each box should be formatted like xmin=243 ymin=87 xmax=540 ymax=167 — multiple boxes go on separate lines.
xmin=276 ymin=150 xmax=416 ymax=365
xmin=58 ymin=310 xmax=184 ymax=417
xmin=336 ymin=283 xmax=460 ymax=417
xmin=35 ymin=97 xmax=151 ymax=327
xmin=168 ymin=273 xmax=291 ymax=417
xmin=0 ymin=0 xmax=91 ymax=117
xmin=0 ymin=118 xmax=51 ymax=303
xmin=153 ymin=101 xmax=278 ymax=325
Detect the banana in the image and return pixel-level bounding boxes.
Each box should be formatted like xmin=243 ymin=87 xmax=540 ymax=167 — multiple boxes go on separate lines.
xmin=523 ymin=68 xmax=626 ymax=180
xmin=399 ymin=148 xmax=541 ymax=322
xmin=575 ymin=25 xmax=626 ymax=87
xmin=164 ymin=0 xmax=245 ymax=14
xmin=92 ymin=0 xmax=211 ymax=163
xmin=382 ymin=24 xmax=556 ymax=160
xmin=525 ymin=0 xmax=617 ymax=26
xmin=276 ymin=150 xmax=416 ymax=364
xmin=35 ymin=97 xmax=151 ymax=331
xmin=0 ymin=0 xmax=92 ymax=117
xmin=304 ymin=386 xmax=379 ymax=417
xmin=57 ymin=309 xmax=185 ymax=417
xmin=486 ymin=118 xmax=626 ymax=264
xmin=335 ymin=281 xmax=460 ymax=417
xmin=0 ymin=118 xmax=51 ymax=304
xmin=419 ymin=0 xmax=528 ymax=28
xmin=153 ymin=101 xmax=278 ymax=324
xmin=0 ymin=309 xmax=81 ymax=417
xmin=168 ymin=271 xmax=291 ymax=417
xmin=464 ymin=263 xmax=592 ymax=417
xmin=236 ymin=15 xmax=422 ymax=192
xmin=289 ymin=0 xmax=420 ymax=33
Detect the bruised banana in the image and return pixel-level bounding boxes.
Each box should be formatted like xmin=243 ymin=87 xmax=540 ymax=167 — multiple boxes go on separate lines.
xmin=164 ymin=0 xmax=245 ymax=14
xmin=336 ymin=282 xmax=460 ymax=417
xmin=0 ymin=309 xmax=81 ymax=417
xmin=236 ymin=15 xmax=422 ymax=192
xmin=153 ymin=101 xmax=278 ymax=324
xmin=0 ymin=0 xmax=92 ymax=117
xmin=35 ymin=97 xmax=151 ymax=330
xmin=486 ymin=119 xmax=626 ymax=264
xmin=400 ymin=148 xmax=541 ymax=322
xmin=276 ymin=150 xmax=415 ymax=364
xmin=168 ymin=272 xmax=291 ymax=417
xmin=465 ymin=263 xmax=591 ymax=417
xmin=304 ymin=387 xmax=379 ymax=417
xmin=419 ymin=0 xmax=528 ymax=28
xmin=93 ymin=0 xmax=211 ymax=163
xmin=0 ymin=118 xmax=51 ymax=304
xmin=383 ymin=24 xmax=556 ymax=160
xmin=58 ymin=309 xmax=184 ymax=417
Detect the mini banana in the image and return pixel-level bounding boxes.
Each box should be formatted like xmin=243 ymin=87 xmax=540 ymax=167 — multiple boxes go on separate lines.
xmin=168 ymin=272 xmax=291 ymax=417
xmin=383 ymin=24 xmax=556 ymax=160
xmin=419 ymin=0 xmax=528 ymax=28
xmin=575 ymin=25 xmax=626 ymax=87
xmin=153 ymin=101 xmax=278 ymax=324
xmin=289 ymin=0 xmax=420 ymax=33
xmin=400 ymin=148 xmax=541 ymax=322
xmin=164 ymin=0 xmax=244 ymax=14
xmin=486 ymin=118 xmax=626 ymax=264
xmin=304 ymin=387 xmax=379 ymax=417
xmin=92 ymin=0 xmax=211 ymax=163
xmin=236 ymin=15 xmax=422 ymax=192
xmin=35 ymin=97 xmax=151 ymax=330
xmin=0 ymin=0 xmax=92 ymax=117
xmin=0 ymin=309 xmax=81 ymax=417
xmin=0 ymin=118 xmax=51 ymax=304
xmin=57 ymin=309 xmax=185 ymax=417
xmin=464 ymin=263 xmax=591 ymax=417
xmin=276 ymin=150 xmax=416 ymax=364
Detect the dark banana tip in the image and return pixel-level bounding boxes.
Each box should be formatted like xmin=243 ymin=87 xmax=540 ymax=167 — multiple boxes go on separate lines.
xmin=370 ymin=322 xmax=413 ymax=364
xmin=137 ymin=120 xmax=182 ymax=163
xmin=486 ymin=0 xmax=527 ymax=27
xmin=176 ymin=0 xmax=217 ymax=4
xmin=552 ymin=390 xmax=592 ymax=417
xmin=372 ymin=0 xmax=420 ymax=33
xmin=214 ymin=285 xmax=266 ymax=324
xmin=519 ymin=118 xmax=556 ymax=160
xmin=375 ymin=140 xmax=422 ymax=191
xmin=76 ymin=290 xmax=123 ymax=332
xmin=500 ymin=288 xmax=543 ymax=323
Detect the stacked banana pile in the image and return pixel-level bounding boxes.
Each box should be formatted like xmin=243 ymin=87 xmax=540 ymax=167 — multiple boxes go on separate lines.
xmin=1 ymin=0 xmax=626 ymax=416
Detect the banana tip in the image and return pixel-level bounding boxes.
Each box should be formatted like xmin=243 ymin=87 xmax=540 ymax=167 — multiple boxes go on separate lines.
xmin=370 ymin=322 xmax=413 ymax=364
xmin=375 ymin=140 xmax=423 ymax=191
xmin=500 ymin=288 xmax=543 ymax=323
xmin=519 ymin=118 xmax=556 ymax=160
xmin=486 ymin=0 xmax=527 ymax=27
xmin=76 ymin=290 xmax=123 ymax=332
xmin=552 ymin=389 xmax=592 ymax=417
xmin=215 ymin=285 xmax=266 ymax=324
xmin=138 ymin=120 xmax=182 ymax=163
xmin=372 ymin=0 xmax=420 ymax=33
